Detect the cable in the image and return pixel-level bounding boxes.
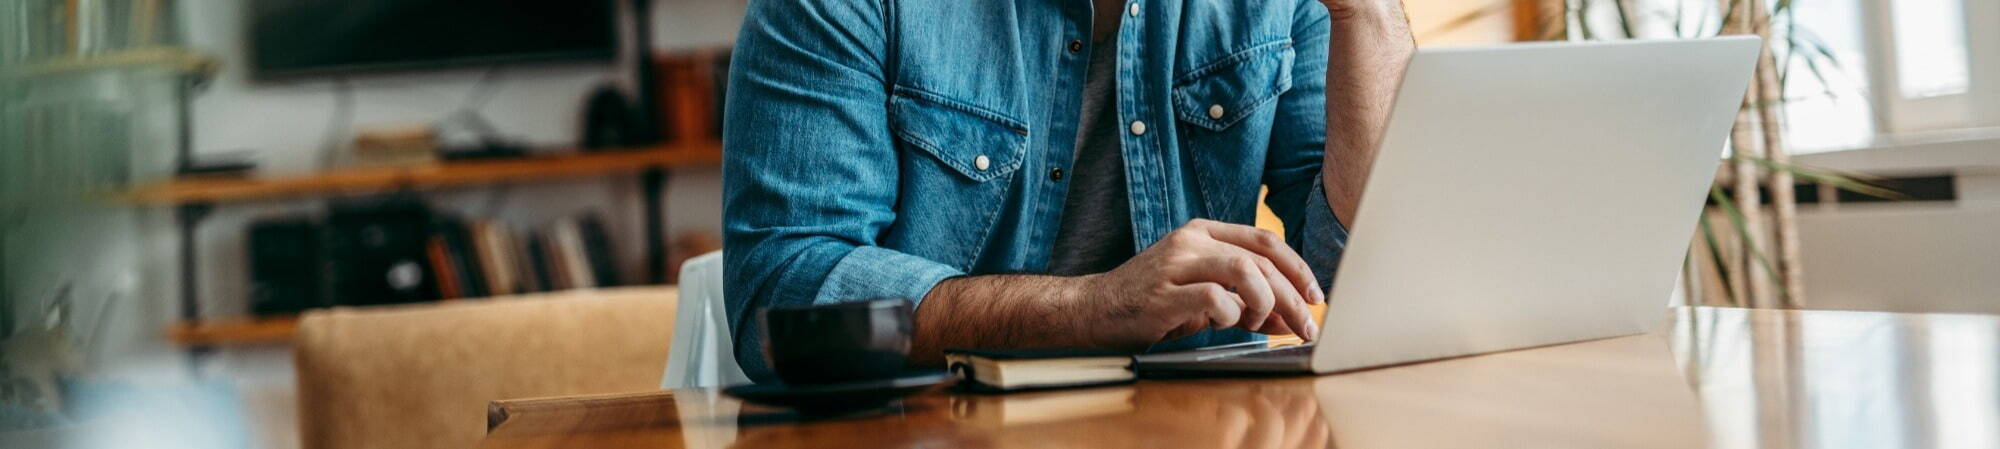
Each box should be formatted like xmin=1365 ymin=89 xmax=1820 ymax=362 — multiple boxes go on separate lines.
xmin=460 ymin=66 xmax=505 ymax=113
xmin=459 ymin=66 xmax=513 ymax=217
xmin=448 ymin=66 xmax=511 ymax=148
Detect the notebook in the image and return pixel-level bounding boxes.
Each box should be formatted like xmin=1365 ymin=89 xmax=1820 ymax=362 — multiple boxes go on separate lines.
xmin=945 ymin=349 xmax=1136 ymax=392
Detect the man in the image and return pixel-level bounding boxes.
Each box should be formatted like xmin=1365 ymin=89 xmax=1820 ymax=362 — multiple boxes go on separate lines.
xmin=722 ymin=0 xmax=1414 ymax=382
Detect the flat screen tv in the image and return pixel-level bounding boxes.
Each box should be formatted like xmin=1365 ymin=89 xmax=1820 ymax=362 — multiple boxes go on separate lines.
xmin=248 ymin=0 xmax=616 ymax=80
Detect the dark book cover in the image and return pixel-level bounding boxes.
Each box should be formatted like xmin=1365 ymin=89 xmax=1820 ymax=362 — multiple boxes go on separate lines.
xmin=576 ymin=215 xmax=622 ymax=287
xmin=525 ymin=231 xmax=556 ymax=292
xmin=943 ymin=348 xmax=1134 ymax=361
xmin=437 ymin=219 xmax=489 ymax=298
xmin=510 ymin=226 xmax=543 ymax=293
xmin=450 ymin=220 xmax=492 ymax=298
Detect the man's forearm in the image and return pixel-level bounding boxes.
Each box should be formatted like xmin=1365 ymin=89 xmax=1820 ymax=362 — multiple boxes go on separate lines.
xmin=1322 ymin=0 xmax=1415 ymax=223
xmin=909 ymin=275 xmax=1094 ymax=366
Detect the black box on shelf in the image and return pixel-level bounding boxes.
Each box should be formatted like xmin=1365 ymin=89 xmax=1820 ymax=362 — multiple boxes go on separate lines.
xmin=247 ymin=218 xmax=330 ymax=316
xmin=323 ymin=199 xmax=438 ymax=306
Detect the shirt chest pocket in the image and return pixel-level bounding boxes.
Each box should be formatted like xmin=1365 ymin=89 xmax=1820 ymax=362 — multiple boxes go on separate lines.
xmin=1174 ymin=40 xmax=1294 ymax=221
xmin=885 ymin=86 xmax=1028 ymax=269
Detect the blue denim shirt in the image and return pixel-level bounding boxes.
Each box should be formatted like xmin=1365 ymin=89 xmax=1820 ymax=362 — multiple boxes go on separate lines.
xmin=722 ymin=0 xmax=1349 ymax=383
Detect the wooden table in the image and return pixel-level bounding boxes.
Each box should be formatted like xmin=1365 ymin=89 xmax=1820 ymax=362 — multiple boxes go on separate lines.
xmin=480 ymin=307 xmax=2000 ymax=448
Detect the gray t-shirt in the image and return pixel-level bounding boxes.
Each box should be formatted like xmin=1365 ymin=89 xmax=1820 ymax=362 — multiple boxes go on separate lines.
xmin=1047 ymin=39 xmax=1135 ymax=276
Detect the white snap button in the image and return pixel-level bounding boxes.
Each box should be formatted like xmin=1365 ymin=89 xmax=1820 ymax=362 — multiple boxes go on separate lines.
xmin=1128 ymin=2 xmax=1139 ymax=17
xmin=1208 ymin=104 xmax=1225 ymax=120
xmin=974 ymin=155 xmax=991 ymax=171
xmin=1129 ymin=120 xmax=1147 ymax=136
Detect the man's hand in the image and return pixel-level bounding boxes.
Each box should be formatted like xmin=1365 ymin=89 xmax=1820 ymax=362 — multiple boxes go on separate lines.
xmin=1073 ymin=219 xmax=1324 ymax=351
xmin=1322 ymin=0 xmax=1415 ymax=224
xmin=910 ymin=220 xmax=1323 ymax=366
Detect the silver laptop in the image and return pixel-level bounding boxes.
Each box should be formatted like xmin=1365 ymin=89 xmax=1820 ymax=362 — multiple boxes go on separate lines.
xmin=1136 ymin=37 xmax=1761 ymax=374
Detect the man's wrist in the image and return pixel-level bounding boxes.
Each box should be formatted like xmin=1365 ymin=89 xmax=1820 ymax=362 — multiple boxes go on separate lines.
xmin=1051 ymin=274 xmax=1101 ymax=343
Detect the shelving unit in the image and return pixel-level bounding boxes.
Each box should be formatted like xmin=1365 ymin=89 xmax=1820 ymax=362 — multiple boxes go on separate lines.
xmin=0 ymin=47 xmax=217 ymax=80
xmin=167 ymin=315 xmax=300 ymax=346
xmin=139 ymin=141 xmax=722 ymax=347
xmin=122 ymin=142 xmax=722 ymax=205
xmin=4 ymin=40 xmax=221 ymax=357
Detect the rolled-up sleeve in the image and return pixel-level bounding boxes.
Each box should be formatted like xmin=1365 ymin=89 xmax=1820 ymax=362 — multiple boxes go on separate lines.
xmin=1262 ymin=2 xmax=1348 ymax=292
xmin=721 ymin=0 xmax=960 ymax=383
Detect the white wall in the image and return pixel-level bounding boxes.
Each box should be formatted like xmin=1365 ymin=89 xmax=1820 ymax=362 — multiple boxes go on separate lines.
xmin=1798 ymin=206 xmax=2000 ymax=315
xmin=1792 ymin=134 xmax=2000 ymax=314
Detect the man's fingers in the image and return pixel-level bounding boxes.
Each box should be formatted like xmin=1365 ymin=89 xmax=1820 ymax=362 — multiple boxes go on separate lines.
xmin=1186 ymin=240 xmax=1313 ymax=339
xmin=1189 ymin=219 xmax=1325 ymax=305
xmin=1252 ymin=254 xmax=1318 ymax=341
xmin=1183 ymin=255 xmax=1277 ymax=331
xmin=1171 ymin=282 xmax=1244 ymax=330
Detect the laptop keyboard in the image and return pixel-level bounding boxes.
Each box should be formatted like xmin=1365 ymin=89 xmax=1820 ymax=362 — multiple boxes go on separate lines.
xmin=1195 ymin=343 xmax=1316 ymax=362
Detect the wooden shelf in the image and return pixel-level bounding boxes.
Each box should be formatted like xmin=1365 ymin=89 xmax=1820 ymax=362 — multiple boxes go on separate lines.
xmin=2 ymin=47 xmax=217 ymax=79
xmin=164 ymin=286 xmax=679 ymax=346
xmin=168 ymin=316 xmax=300 ymax=346
xmin=122 ymin=142 xmax=722 ymax=205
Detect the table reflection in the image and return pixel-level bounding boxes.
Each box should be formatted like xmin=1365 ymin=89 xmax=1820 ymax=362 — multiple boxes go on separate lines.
xmin=1314 ymin=333 xmax=1706 ymax=448
xmin=1673 ymin=307 xmax=2000 ymax=449
xmin=479 ymin=307 xmax=2000 ymax=449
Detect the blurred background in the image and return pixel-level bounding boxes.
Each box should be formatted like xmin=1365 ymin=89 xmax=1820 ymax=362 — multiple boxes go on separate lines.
xmin=0 ymin=0 xmax=1992 ymax=448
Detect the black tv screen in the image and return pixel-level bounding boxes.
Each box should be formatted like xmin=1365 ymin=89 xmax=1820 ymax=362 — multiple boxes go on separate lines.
xmin=249 ymin=0 xmax=616 ymax=80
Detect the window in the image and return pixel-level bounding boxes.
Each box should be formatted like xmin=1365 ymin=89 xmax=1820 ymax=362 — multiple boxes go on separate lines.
xmin=1776 ymin=0 xmax=1997 ymax=147
xmin=1777 ymin=0 xmax=1875 ymax=153
xmin=1890 ymin=0 xmax=1970 ymax=99
xmin=1859 ymin=0 xmax=1996 ymax=133
xmin=1554 ymin=0 xmax=1996 ymax=149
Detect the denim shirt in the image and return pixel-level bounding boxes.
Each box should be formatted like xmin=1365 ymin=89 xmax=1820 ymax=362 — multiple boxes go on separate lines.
xmin=721 ymin=0 xmax=1349 ymax=383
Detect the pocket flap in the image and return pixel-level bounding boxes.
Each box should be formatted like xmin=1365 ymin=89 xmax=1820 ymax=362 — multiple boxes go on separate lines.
xmin=1173 ymin=40 xmax=1295 ymax=132
xmin=890 ymin=87 xmax=1029 ymax=182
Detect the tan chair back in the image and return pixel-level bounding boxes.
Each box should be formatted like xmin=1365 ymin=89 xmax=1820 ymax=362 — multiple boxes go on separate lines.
xmin=294 ymin=287 xmax=676 ymax=449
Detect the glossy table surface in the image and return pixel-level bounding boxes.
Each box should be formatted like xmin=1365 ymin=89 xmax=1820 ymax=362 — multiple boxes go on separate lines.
xmin=479 ymin=307 xmax=2000 ymax=449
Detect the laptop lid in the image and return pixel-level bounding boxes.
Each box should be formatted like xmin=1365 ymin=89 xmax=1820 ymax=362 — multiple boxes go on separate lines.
xmin=1310 ymin=37 xmax=1761 ymax=373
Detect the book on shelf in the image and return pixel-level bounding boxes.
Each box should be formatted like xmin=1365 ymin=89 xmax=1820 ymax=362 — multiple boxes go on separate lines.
xmin=577 ymin=215 xmax=622 ymax=287
xmin=545 ymin=229 xmax=575 ymax=291
xmin=549 ymin=218 xmax=597 ymax=289
xmin=426 ymin=236 xmax=462 ymax=300
xmin=470 ymin=220 xmax=519 ymax=296
xmin=510 ymin=225 xmax=544 ymax=293
xmin=525 ymin=232 xmax=557 ymax=292
xmin=396 ymin=212 xmax=635 ymax=301
xmin=434 ymin=219 xmax=488 ymax=298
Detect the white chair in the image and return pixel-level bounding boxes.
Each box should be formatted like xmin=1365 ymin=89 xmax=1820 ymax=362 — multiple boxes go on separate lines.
xmin=660 ymin=250 xmax=752 ymax=388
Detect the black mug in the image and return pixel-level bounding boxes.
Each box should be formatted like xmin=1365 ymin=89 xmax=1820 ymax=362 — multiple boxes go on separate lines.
xmin=758 ymin=299 xmax=914 ymax=386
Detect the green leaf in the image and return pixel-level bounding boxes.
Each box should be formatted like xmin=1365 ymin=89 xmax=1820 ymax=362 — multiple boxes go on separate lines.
xmin=1709 ymin=181 xmax=1789 ymax=305
xmin=1739 ymin=155 xmax=1909 ymax=200
xmin=1611 ymin=0 xmax=1638 ymax=38
xmin=1795 ymin=44 xmax=1840 ymax=100
xmin=1577 ymin=0 xmax=1599 ymax=40
xmin=1696 ymin=210 xmax=1738 ymax=306
xmin=1671 ymin=0 xmax=1686 ymax=37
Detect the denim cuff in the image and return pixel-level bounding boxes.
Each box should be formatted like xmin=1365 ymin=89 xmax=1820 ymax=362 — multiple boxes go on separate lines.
xmin=1299 ymin=175 xmax=1350 ymax=292
xmin=814 ymin=246 xmax=965 ymax=307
